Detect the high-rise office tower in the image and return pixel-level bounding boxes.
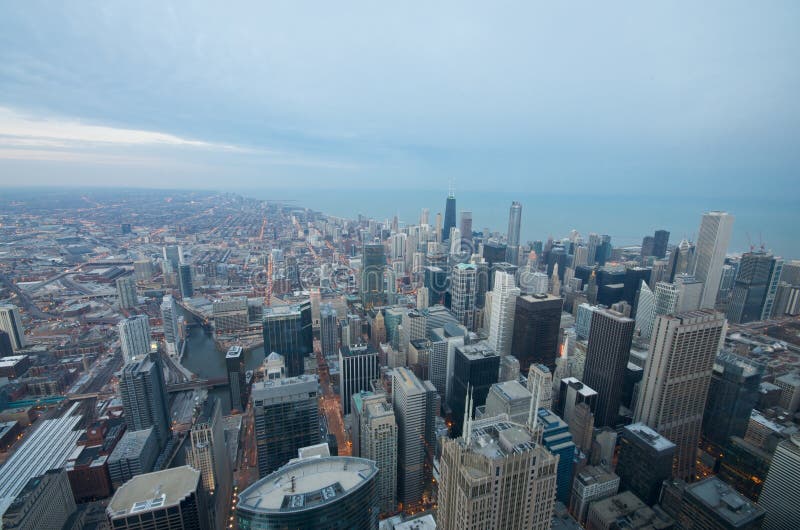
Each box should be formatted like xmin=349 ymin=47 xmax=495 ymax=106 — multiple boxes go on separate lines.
xmin=538 ymin=409 xmax=576 ymax=504
xmin=339 ymin=344 xmax=379 ymax=416
xmin=617 ymin=423 xmax=676 ymax=506
xmin=420 ymin=207 xmax=430 ymax=226
xmin=759 ymin=434 xmax=800 ymax=529
xmin=673 ymin=476 xmax=765 ymax=529
xmin=392 ymin=367 xmax=438 ymax=507
xmin=693 ymin=211 xmax=734 ymax=309
xmin=702 ymin=352 xmax=763 ymax=448
xmin=641 ymin=236 xmax=655 ymax=260
xmin=775 ymin=372 xmax=800 ymax=413
xmin=0 ymin=304 xmax=25 ymax=351
xmin=448 ymin=341 xmax=500 ymax=436
xmin=118 ymin=315 xmax=151 ymax=364
xmin=186 ymin=397 xmax=232 ymax=530
xmin=437 ymin=415 xmax=558 ymax=530
xmin=116 ymin=276 xmax=137 ymax=309
xmin=483 ymin=380 xmax=532 ymax=424
xmin=510 ymin=294 xmax=563 ymax=373
xmin=1 ymin=469 xmax=76 ymax=530
xmin=506 ymin=201 xmax=522 ymax=265
xmin=654 ymin=281 xmax=680 ymax=316
xmin=451 ymin=263 xmax=477 ymax=330
xmin=262 ymin=301 xmax=312 ymax=377
xmin=727 ymin=251 xmax=784 ymax=323
xmin=634 ymin=310 xmax=726 ymax=480
xmin=435 ymin=212 xmax=443 ymax=243
xmin=0 ymin=330 xmax=13 ymax=357
xmin=653 ymin=229 xmax=670 ymax=259
xmin=320 ymin=303 xmax=338 ymax=357
xmin=527 ymin=363 xmax=553 ymax=410
xmin=225 ymin=345 xmax=245 ymax=412
xmin=160 ymin=294 xmax=179 ymax=355
xmin=583 ymin=308 xmax=635 ymax=427
xmin=569 ymin=465 xmax=621 ymax=525
xmin=443 ymin=192 xmax=456 ymax=242
xmin=163 ymin=244 xmax=182 ymax=269
xmin=178 ymin=263 xmax=193 ymax=298
xmin=634 ymin=280 xmax=656 ymax=340
xmin=360 ymin=400 xmax=397 ymax=514
xmin=133 ymin=259 xmax=153 ymax=282
xmin=586 ymin=233 xmax=600 ymax=265
xmin=361 ymin=242 xmax=387 ymax=307
xmin=487 ymin=269 xmax=520 ymax=356
xmin=459 ymin=210 xmax=473 ymax=250
xmin=106 ymin=466 xmax=210 ymax=530
xmin=119 ymin=353 xmax=171 ymax=448
xmin=237 ymin=457 xmax=379 ymax=530
xmin=252 ymin=375 xmax=320 ymax=477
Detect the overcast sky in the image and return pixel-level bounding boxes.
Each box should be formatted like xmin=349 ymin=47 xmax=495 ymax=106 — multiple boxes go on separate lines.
xmin=0 ymin=1 xmax=798 ymax=195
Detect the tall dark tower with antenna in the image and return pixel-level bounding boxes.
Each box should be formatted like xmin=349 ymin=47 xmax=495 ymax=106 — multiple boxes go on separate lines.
xmin=443 ymin=183 xmax=456 ymax=242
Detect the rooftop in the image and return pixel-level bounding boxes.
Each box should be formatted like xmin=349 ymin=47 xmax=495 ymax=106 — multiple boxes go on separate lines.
xmin=238 ymin=457 xmax=378 ymax=514
xmin=492 ymin=380 xmax=531 ymax=402
xmin=685 ymin=477 xmax=764 ymax=526
xmin=624 ymin=422 xmax=676 ymax=452
xmin=0 ymin=355 xmax=28 ymax=367
xmin=462 ymin=417 xmax=539 ymax=460
xmin=107 ymin=466 xmax=200 ymax=519
xmin=226 ymin=345 xmax=243 ymax=358
xmin=108 ymin=428 xmax=154 ymax=463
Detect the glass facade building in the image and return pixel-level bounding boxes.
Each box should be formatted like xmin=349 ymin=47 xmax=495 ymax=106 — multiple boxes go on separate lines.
xmin=237 ymin=457 xmax=379 ymax=530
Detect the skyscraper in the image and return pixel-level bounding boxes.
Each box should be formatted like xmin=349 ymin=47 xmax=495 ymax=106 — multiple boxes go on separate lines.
xmin=459 ymin=210 xmax=473 ymax=251
xmin=178 ymin=263 xmax=193 ymax=298
xmin=118 ymin=315 xmax=151 ymax=364
xmin=450 ymin=263 xmax=477 ymax=330
xmin=262 ymin=301 xmax=313 ymax=377
xmin=634 ymin=310 xmax=726 ymax=480
xmin=160 ymin=294 xmax=179 ymax=355
xmin=583 ymin=308 xmax=635 ymax=427
xmin=617 ymin=423 xmax=676 ymax=506
xmin=634 ymin=280 xmax=656 ymax=340
xmin=361 ymin=242 xmax=387 ymax=307
xmin=701 ymin=352 xmax=763 ymax=448
xmin=448 ymin=341 xmax=500 ymax=436
xmin=360 ymin=400 xmax=397 ymax=514
xmin=320 ymin=303 xmax=338 ymax=357
xmin=339 ymin=344 xmax=379 ymax=416
xmin=226 ymin=345 xmax=245 ymax=412
xmin=392 ymin=367 xmax=437 ymax=507
xmin=1 ymin=469 xmax=76 ymax=530
xmin=510 ymin=294 xmax=563 ymax=373
xmin=538 ymin=409 xmax=576 ymax=504
xmin=693 ymin=211 xmax=734 ymax=309
xmin=527 ymin=363 xmax=553 ymax=410
xmin=116 ymin=276 xmax=137 ymax=309
xmin=0 ymin=304 xmax=25 ymax=351
xmin=506 ymin=201 xmax=522 ymax=265
xmin=252 ymin=375 xmax=320 ymax=477
xmin=186 ymin=397 xmax=232 ymax=530
xmin=437 ymin=416 xmax=558 ymax=530
xmin=236 ymin=457 xmax=379 ymax=530
xmin=758 ymin=434 xmax=800 ymax=530
xmin=106 ymin=466 xmax=210 ymax=530
xmin=443 ymin=192 xmax=456 ymax=242
xmin=653 ymin=229 xmax=670 ymax=259
xmin=487 ymin=269 xmax=520 ymax=356
xmin=119 ymin=353 xmax=171 ymax=448
xmin=727 ymin=251 xmax=783 ymax=323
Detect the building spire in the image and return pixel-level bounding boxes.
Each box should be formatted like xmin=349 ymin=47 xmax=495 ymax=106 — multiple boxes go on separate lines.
xmin=527 ymin=379 xmax=541 ymax=431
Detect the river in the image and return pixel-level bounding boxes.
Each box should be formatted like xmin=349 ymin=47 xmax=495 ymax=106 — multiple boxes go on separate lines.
xmin=179 ymin=311 xmax=266 ymax=415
